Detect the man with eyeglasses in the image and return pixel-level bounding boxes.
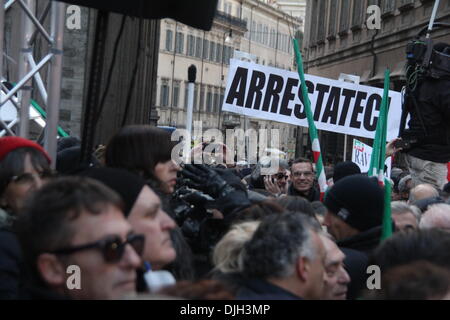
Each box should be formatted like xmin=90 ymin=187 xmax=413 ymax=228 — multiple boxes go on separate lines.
xmin=288 ymin=158 xmax=321 ymax=202
xmin=16 ymin=177 xmax=144 ymax=300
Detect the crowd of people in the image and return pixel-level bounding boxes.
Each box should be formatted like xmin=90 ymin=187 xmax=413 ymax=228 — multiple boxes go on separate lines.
xmin=0 ymin=126 xmax=449 ymax=300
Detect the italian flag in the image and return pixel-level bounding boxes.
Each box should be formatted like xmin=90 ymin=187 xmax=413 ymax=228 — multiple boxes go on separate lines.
xmin=292 ymin=39 xmax=327 ymax=201
xmin=368 ymin=69 xmax=393 ymax=241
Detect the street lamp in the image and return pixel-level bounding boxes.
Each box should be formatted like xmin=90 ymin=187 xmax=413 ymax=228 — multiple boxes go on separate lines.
xmin=218 ymin=29 xmax=233 ymax=129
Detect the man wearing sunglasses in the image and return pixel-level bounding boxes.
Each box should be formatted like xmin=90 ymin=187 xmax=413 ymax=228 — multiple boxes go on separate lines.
xmin=263 ymin=170 xmax=290 ymax=197
xmin=17 ymin=177 xmax=143 ymax=300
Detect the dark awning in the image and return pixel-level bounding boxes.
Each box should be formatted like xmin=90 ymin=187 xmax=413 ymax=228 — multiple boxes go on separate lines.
xmin=54 ymin=0 xmax=218 ymax=31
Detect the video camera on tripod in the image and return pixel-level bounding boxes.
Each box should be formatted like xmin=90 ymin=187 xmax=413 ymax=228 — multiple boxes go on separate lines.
xmin=405 ymin=23 xmax=450 ymax=80
xmin=398 ymin=0 xmax=450 ymax=148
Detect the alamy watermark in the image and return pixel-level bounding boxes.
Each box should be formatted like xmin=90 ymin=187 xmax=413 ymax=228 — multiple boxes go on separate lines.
xmin=171 ymin=121 xmax=282 ymax=175
xmin=367 ymin=265 xmax=381 ymax=290
xmin=366 ymin=5 xmax=382 ymax=30
xmin=66 ymin=265 xmax=81 ymax=290
xmin=66 ymin=5 xmax=82 ymax=30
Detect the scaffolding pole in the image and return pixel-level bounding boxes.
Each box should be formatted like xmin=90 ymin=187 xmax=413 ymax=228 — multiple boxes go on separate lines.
xmin=1 ymin=0 xmax=65 ymax=167
xmin=17 ymin=0 xmax=35 ymax=138
xmin=44 ymin=1 xmax=64 ymax=164
xmin=0 ymin=1 xmax=4 ymax=80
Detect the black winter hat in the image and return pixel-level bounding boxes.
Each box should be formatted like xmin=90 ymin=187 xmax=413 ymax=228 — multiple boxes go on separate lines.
xmin=333 ymin=161 xmax=361 ymax=183
xmin=324 ymin=175 xmax=384 ymax=232
xmin=80 ymin=167 xmax=147 ymax=216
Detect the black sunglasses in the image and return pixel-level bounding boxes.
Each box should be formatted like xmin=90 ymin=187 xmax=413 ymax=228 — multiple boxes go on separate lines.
xmin=275 ymin=173 xmax=288 ymax=180
xmin=51 ymin=234 xmax=145 ymax=263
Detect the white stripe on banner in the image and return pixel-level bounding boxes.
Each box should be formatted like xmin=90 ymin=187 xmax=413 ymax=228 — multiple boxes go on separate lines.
xmin=222 ymin=59 xmax=402 ymax=141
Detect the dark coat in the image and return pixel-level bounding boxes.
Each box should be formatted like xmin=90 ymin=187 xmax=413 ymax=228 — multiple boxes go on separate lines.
xmin=0 ymin=228 xmax=22 ymax=299
xmin=405 ymin=78 xmax=450 ymax=163
xmin=337 ymin=226 xmax=382 ymax=255
xmin=236 ymin=278 xmax=302 ymax=300
xmin=288 ymin=184 xmax=320 ymax=202
xmin=337 ymin=226 xmax=382 ymax=300
xmin=340 ymin=248 xmax=369 ymax=300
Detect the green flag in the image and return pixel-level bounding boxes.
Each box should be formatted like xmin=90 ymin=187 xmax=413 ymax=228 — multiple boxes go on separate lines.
xmin=368 ymin=69 xmax=392 ymax=241
xmin=292 ymin=38 xmax=328 ymax=200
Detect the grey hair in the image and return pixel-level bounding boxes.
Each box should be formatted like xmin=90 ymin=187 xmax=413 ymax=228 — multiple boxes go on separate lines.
xmin=212 ymin=221 xmax=260 ymax=274
xmin=391 ymin=201 xmax=421 ymax=222
xmin=419 ymin=204 xmax=450 ymax=230
xmin=409 ymin=184 xmax=439 ymax=203
xmin=241 ymin=212 xmax=320 ymax=279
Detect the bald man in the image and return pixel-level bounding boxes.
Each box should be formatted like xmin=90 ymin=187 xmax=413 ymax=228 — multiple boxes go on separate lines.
xmin=409 ymin=184 xmax=439 ymax=203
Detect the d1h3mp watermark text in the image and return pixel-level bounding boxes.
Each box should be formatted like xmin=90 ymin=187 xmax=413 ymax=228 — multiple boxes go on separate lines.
xmin=171 ymin=121 xmax=282 ymax=174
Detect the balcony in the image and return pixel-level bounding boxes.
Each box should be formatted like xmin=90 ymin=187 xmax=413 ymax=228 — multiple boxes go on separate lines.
xmin=215 ymin=11 xmax=247 ymax=31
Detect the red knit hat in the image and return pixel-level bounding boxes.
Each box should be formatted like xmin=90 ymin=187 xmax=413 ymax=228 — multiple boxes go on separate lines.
xmin=0 ymin=136 xmax=51 ymax=163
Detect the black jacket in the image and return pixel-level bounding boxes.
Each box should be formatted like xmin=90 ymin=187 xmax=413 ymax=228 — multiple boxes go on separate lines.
xmin=288 ymin=184 xmax=320 ymax=202
xmin=337 ymin=226 xmax=382 ymax=300
xmin=337 ymin=226 xmax=382 ymax=255
xmin=0 ymin=228 xmax=22 ymax=300
xmin=405 ymin=78 xmax=450 ymax=163
xmin=236 ymin=278 xmax=302 ymax=300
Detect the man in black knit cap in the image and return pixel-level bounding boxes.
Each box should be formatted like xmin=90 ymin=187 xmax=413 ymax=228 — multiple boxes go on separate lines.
xmin=323 ymin=174 xmax=386 ymax=299
xmin=332 ymin=161 xmax=361 ymax=184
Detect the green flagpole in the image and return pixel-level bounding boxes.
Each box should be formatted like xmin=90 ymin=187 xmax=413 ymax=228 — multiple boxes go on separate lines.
xmin=367 ymin=69 xmax=392 ymax=241
xmin=292 ymin=38 xmax=328 ymax=200
xmin=381 ymin=177 xmax=393 ymax=240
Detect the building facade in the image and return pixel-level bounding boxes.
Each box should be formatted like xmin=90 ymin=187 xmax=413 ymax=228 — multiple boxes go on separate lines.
xmin=156 ymin=0 xmax=303 ymax=159
xmin=272 ymin=0 xmax=307 ymax=28
xmin=303 ymin=0 xmax=450 ymax=163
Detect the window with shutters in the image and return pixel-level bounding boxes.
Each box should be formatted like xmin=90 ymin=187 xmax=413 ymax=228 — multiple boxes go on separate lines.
xmin=244 ymin=18 xmax=249 ymax=39
xmin=175 ymin=32 xmax=184 ymax=54
xmin=213 ymin=89 xmax=220 ymax=113
xmin=351 ymin=0 xmax=364 ymax=30
xmin=172 ymin=81 xmax=180 ymax=108
xmin=165 ymin=30 xmax=173 ymax=51
xmin=195 ymin=37 xmax=202 ymax=58
xmin=223 ymin=46 xmax=229 ymax=64
xmin=216 ymin=44 xmax=222 ymax=63
xmin=206 ymin=88 xmax=213 ymax=113
xmin=317 ymin=0 xmax=327 ymax=42
xmin=257 ymin=23 xmax=262 ymax=43
xmin=309 ymin=0 xmax=318 ymax=45
xmin=381 ymin=0 xmax=396 ymax=15
xmin=328 ymin=0 xmax=337 ymax=39
xmin=187 ymin=35 xmax=195 ymax=56
xmin=251 ymin=21 xmax=256 ymax=41
xmin=270 ymin=29 xmax=275 ymax=48
xmin=210 ymin=42 xmax=216 ymax=62
xmin=203 ymin=39 xmax=209 ymax=60
xmin=263 ymin=25 xmax=269 ymax=45
xmin=160 ymin=81 xmax=170 ymax=107
xmin=339 ymin=0 xmax=350 ymax=35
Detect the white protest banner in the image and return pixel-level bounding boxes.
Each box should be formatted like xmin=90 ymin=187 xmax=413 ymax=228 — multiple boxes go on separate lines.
xmin=222 ymin=59 xmax=402 ymax=140
xmin=352 ymin=139 xmax=392 ymax=178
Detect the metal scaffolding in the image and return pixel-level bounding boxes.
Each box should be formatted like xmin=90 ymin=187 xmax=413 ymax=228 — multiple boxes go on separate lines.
xmin=0 ymin=0 xmax=65 ymax=167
